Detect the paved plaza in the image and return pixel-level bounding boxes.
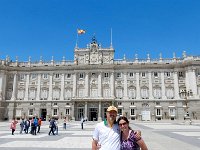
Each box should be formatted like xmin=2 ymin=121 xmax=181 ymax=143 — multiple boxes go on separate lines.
xmin=0 ymin=120 xmax=200 ymax=150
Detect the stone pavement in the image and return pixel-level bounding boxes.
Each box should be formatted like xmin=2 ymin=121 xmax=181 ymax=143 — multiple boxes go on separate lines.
xmin=0 ymin=120 xmax=200 ymax=150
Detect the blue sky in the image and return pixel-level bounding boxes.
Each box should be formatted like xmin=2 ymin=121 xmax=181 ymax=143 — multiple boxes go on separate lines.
xmin=0 ymin=0 xmax=200 ymax=61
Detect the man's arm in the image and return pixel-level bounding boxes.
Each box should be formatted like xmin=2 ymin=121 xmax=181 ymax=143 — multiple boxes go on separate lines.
xmin=134 ymin=130 xmax=142 ymax=141
xmin=92 ymin=139 xmax=98 ymax=150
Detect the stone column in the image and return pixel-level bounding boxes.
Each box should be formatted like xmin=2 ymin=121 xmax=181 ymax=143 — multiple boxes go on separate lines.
xmin=161 ymin=71 xmax=167 ymax=99
xmin=36 ymin=73 xmax=41 ymax=100
xmin=11 ymin=73 xmax=17 ymax=100
xmin=84 ymin=101 xmax=87 ymax=118
xmin=73 ymin=73 xmax=77 ymax=97
xmin=60 ymin=73 xmax=65 ymax=100
xmin=24 ymin=74 xmax=30 ymax=100
xmin=98 ymin=72 xmax=102 ymax=97
xmin=123 ymin=72 xmax=128 ymax=99
xmin=0 ymin=74 xmax=3 ymax=100
xmin=98 ymin=101 xmax=102 ymax=121
xmin=48 ymin=73 xmax=53 ymax=100
xmin=2 ymin=72 xmax=7 ymax=100
xmin=136 ymin=72 xmax=140 ymax=99
xmin=173 ymin=71 xmax=180 ymax=99
xmin=85 ymin=73 xmax=89 ymax=97
xmin=110 ymin=72 xmax=115 ymax=98
xmin=148 ymin=71 xmax=153 ymax=99
xmin=186 ymin=68 xmax=197 ymax=97
xmin=71 ymin=102 xmax=75 ymax=120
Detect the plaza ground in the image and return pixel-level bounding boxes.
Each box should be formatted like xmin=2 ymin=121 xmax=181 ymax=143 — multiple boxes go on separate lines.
xmin=0 ymin=120 xmax=200 ymax=150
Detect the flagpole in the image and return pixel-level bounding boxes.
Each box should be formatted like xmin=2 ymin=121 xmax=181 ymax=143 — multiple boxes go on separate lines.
xmin=110 ymin=28 xmax=113 ymax=48
xmin=75 ymin=29 xmax=78 ymax=48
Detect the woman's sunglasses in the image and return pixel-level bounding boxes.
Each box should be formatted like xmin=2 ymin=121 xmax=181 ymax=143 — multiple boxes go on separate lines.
xmin=119 ymin=122 xmax=127 ymax=126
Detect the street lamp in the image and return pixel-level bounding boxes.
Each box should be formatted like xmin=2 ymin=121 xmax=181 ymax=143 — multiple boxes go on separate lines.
xmin=179 ymin=89 xmax=193 ymax=121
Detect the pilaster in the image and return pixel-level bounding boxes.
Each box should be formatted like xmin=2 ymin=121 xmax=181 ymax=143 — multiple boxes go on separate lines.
xmin=161 ymin=72 xmax=167 ymax=99
xmin=123 ymin=72 xmax=128 ymax=99
xmin=148 ymin=72 xmax=153 ymax=99
xmin=73 ymin=73 xmax=77 ymax=97
xmin=48 ymin=73 xmax=53 ymax=100
xmin=11 ymin=73 xmax=17 ymax=100
xmin=136 ymin=72 xmax=140 ymax=99
xmin=36 ymin=73 xmax=41 ymax=100
xmin=60 ymin=73 xmax=65 ymax=100
xmin=98 ymin=72 xmax=102 ymax=97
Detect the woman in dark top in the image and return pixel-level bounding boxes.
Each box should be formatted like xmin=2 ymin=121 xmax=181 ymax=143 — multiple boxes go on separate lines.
xmin=117 ymin=116 xmax=148 ymax=150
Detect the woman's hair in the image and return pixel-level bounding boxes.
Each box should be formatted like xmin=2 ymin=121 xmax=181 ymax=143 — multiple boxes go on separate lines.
xmin=117 ymin=116 xmax=132 ymax=130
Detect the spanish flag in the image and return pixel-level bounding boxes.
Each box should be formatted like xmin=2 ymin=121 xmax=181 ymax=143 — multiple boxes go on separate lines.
xmin=77 ymin=29 xmax=86 ymax=34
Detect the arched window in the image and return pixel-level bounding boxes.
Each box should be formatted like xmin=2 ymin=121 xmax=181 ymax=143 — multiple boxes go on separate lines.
xmin=141 ymin=86 xmax=149 ymax=99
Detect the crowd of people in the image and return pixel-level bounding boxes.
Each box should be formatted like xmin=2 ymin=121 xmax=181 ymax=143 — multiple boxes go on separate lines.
xmin=10 ymin=116 xmax=71 ymax=136
xmin=10 ymin=105 xmax=148 ymax=150
xmin=10 ymin=117 xmax=42 ymax=135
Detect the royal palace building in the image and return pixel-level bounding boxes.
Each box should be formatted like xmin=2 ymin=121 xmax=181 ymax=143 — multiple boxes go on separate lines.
xmin=0 ymin=37 xmax=200 ymax=121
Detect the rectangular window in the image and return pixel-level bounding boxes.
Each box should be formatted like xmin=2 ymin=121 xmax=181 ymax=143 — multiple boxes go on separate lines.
xmin=154 ymin=72 xmax=158 ymax=77
xmin=130 ymin=109 xmax=135 ymax=115
xmin=141 ymin=72 xmax=146 ymax=77
xmin=118 ymin=109 xmax=122 ymax=116
xmin=66 ymin=109 xmax=70 ymax=115
xmin=20 ymin=74 xmax=25 ymax=80
xmin=117 ymin=102 xmax=122 ymax=105
xmin=53 ymin=109 xmax=58 ymax=115
xmin=169 ymin=108 xmax=175 ymax=116
xmin=43 ymin=74 xmax=48 ymax=79
xmin=117 ymin=73 xmax=121 ymax=78
xmin=79 ymin=73 xmax=84 ymax=79
xmin=55 ymin=74 xmax=60 ymax=78
xmin=29 ymin=109 xmax=33 ymax=116
xmin=165 ymin=72 xmax=171 ymax=77
xmin=78 ymin=89 xmax=84 ymax=97
xmin=129 ymin=72 xmax=134 ymax=77
xmin=104 ymin=73 xmax=109 ymax=78
xmin=156 ymin=109 xmax=161 ymax=115
xmin=31 ymin=74 xmax=37 ymax=79
xmin=67 ymin=74 xmax=71 ymax=78
xmin=178 ymin=72 xmax=183 ymax=77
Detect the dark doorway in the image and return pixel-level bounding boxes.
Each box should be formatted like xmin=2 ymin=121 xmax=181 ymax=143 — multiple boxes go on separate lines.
xmin=89 ymin=108 xmax=97 ymax=121
xmin=41 ymin=109 xmax=47 ymax=121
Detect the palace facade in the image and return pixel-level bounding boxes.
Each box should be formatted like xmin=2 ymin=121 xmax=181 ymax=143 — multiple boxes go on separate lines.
xmin=0 ymin=37 xmax=200 ymax=121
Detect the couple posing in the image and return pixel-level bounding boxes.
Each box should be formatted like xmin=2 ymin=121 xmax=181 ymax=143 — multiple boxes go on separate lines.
xmin=92 ymin=105 xmax=148 ymax=150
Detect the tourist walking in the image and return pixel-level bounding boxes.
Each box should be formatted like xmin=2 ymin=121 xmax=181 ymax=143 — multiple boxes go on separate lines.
xmin=48 ymin=118 xmax=55 ymax=135
xmin=81 ymin=117 xmax=84 ymax=130
xmin=37 ymin=117 xmax=42 ymax=133
xmin=32 ymin=117 xmax=38 ymax=135
xmin=10 ymin=118 xmax=18 ymax=135
xmin=54 ymin=119 xmax=58 ymax=135
xmin=63 ymin=117 xmax=67 ymax=130
xmin=19 ymin=118 xmax=25 ymax=134
xmin=24 ymin=118 xmax=30 ymax=134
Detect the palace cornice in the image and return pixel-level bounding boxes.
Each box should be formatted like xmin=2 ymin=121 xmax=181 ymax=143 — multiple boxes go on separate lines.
xmin=0 ymin=58 xmax=200 ymax=72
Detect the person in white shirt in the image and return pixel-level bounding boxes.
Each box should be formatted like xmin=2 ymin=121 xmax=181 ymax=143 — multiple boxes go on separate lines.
xmin=92 ymin=105 xmax=120 ymax=150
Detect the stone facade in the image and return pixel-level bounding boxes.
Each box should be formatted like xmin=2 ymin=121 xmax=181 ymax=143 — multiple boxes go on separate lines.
xmin=0 ymin=37 xmax=200 ymax=121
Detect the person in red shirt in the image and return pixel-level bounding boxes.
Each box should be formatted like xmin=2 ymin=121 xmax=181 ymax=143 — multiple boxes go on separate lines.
xmin=10 ymin=118 xmax=18 ymax=135
xmin=37 ymin=117 xmax=42 ymax=133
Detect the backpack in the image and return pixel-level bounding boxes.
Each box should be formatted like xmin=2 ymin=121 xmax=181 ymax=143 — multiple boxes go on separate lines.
xmin=25 ymin=120 xmax=30 ymax=126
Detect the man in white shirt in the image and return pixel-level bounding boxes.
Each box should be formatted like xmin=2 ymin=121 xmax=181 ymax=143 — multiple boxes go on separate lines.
xmin=92 ymin=105 xmax=120 ymax=150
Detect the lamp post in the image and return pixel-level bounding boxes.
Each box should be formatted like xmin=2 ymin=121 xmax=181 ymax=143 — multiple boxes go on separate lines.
xmin=179 ymin=89 xmax=193 ymax=123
